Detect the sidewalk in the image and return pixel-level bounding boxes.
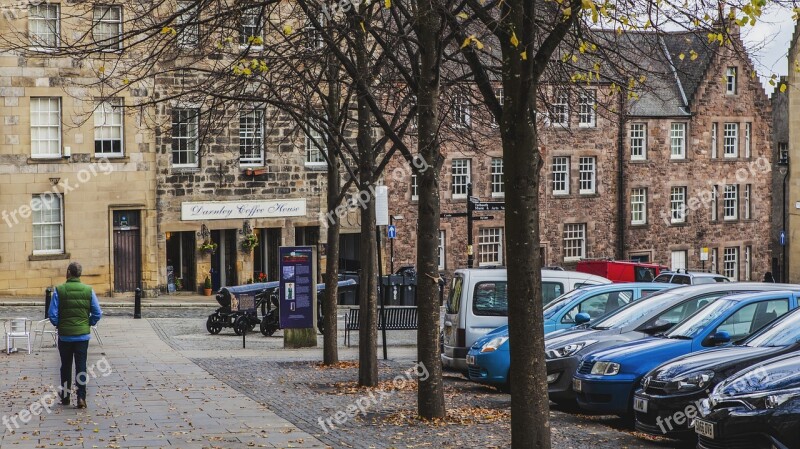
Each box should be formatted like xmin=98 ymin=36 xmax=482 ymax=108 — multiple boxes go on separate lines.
xmin=0 ymin=317 xmax=328 ymax=448
xmin=0 ymin=293 xmax=218 ymax=308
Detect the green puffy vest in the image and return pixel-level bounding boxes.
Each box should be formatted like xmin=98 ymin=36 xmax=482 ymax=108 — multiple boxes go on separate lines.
xmin=56 ymin=279 xmax=92 ymax=336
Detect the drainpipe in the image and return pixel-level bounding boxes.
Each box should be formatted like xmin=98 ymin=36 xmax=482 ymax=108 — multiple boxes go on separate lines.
xmin=616 ymin=91 xmax=626 ymax=260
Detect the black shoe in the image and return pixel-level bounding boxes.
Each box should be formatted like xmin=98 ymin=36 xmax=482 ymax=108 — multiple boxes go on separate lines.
xmin=61 ymin=397 xmax=70 ymax=406
xmin=76 ymin=398 xmax=86 ymax=409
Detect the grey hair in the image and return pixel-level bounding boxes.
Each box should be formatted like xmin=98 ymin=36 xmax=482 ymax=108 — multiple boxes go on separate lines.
xmin=67 ymin=262 xmax=82 ymax=278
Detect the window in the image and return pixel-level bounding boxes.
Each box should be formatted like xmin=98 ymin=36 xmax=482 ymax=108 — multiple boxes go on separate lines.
xmin=711 ymin=122 xmax=718 ymax=159
xmin=411 ymin=175 xmax=418 ymax=201
xmin=472 ymin=281 xmax=509 ymax=316
xmin=578 ymin=157 xmax=596 ymax=194
xmin=92 ymin=5 xmax=122 ymax=50
xmin=563 ymin=223 xmax=585 ymax=262
xmin=742 ymin=184 xmax=751 ymax=220
xmin=723 ymin=185 xmax=738 ymax=220
xmin=711 ymin=248 xmax=718 ymax=273
xmin=491 ymin=158 xmax=504 ymax=197
xmin=305 ymin=122 xmax=327 ymax=166
xmin=745 ymin=246 xmax=752 ymax=281
xmin=171 ymin=108 xmax=199 ymax=167
xmin=438 ymin=231 xmax=445 ymax=270
xmin=239 ymin=109 xmax=264 ymax=165
xmin=454 ymin=92 xmax=471 ymax=128
xmin=630 ymin=123 xmax=646 ymax=160
xmin=30 ymin=97 xmax=61 ymax=158
xmin=562 ymin=291 xmax=633 ymax=323
xmin=780 ymin=142 xmax=789 ymax=164
xmin=94 ymin=98 xmax=123 ymax=156
xmin=29 ymin=4 xmax=59 ymax=48
xmin=176 ymin=1 xmax=199 ymax=47
xmin=578 ymin=90 xmax=595 ymax=127
xmin=451 ymin=159 xmax=470 ymax=198
xmin=671 ymin=250 xmax=687 ymax=271
xmin=670 ymin=187 xmax=687 ymax=224
xmin=631 ymin=188 xmax=647 ymax=225
xmin=550 ymin=90 xmax=569 ymax=127
xmin=303 ymin=14 xmax=325 ymax=50
xmin=552 ymin=156 xmax=569 ymax=195
xmin=723 ymin=247 xmax=739 ymax=280
xmin=240 ymin=7 xmax=262 ymax=46
xmin=492 ymin=88 xmax=504 ymax=126
xmin=32 ymin=194 xmax=63 ymax=254
xmin=670 ymin=123 xmax=686 ymax=159
xmin=724 ymin=123 xmax=738 ymax=158
xmin=711 ymin=185 xmax=718 ymax=221
xmin=726 ymin=67 xmax=737 ymax=95
xmin=744 ymin=123 xmax=751 ymax=158
xmin=479 ymin=228 xmax=503 ymax=266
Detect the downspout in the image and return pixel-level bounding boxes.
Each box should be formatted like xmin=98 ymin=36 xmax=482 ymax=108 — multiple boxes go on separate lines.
xmin=616 ymin=91 xmax=626 ymax=260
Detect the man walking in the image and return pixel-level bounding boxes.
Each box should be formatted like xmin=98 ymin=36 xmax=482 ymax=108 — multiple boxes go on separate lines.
xmin=48 ymin=262 xmax=102 ymax=409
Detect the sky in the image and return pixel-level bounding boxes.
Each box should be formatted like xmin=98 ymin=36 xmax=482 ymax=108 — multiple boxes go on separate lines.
xmin=744 ymin=6 xmax=796 ymax=94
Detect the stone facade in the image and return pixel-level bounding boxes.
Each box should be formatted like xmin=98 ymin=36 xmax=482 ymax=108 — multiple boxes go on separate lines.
xmin=770 ymin=82 xmax=788 ymax=282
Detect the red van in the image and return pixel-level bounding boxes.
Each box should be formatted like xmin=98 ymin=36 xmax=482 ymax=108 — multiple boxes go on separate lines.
xmin=576 ymin=260 xmax=669 ymax=283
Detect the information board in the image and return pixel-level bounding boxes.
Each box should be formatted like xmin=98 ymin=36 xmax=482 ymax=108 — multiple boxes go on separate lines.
xmin=279 ymin=246 xmax=316 ymax=329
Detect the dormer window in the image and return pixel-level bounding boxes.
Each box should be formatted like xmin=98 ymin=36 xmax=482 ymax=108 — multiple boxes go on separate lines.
xmin=726 ymin=67 xmax=737 ymax=95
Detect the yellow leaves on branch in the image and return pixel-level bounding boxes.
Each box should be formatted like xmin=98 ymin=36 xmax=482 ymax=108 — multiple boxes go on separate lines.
xmin=461 ymin=35 xmax=484 ymax=50
xmin=232 ymin=58 xmax=269 ymax=76
xmin=161 ymin=26 xmax=177 ymax=36
xmin=384 ymin=0 xmax=391 ymax=9
xmin=510 ymin=31 xmax=519 ymax=48
xmin=283 ymin=24 xmax=293 ymax=36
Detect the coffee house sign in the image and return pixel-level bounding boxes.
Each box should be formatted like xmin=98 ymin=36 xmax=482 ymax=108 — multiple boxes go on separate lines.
xmin=181 ymin=199 xmax=307 ymax=221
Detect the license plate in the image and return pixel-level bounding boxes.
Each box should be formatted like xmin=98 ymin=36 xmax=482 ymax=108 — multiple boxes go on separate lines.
xmin=695 ymin=419 xmax=715 ymax=439
xmin=466 ymin=355 xmax=475 ymax=365
xmin=572 ymin=378 xmax=582 ymax=392
xmin=633 ymin=397 xmax=648 ymax=413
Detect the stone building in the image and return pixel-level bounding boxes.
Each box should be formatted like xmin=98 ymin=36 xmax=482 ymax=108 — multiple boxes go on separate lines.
xmin=771 ymin=80 xmax=789 ymax=282
xmin=387 ymin=29 xmax=773 ymax=282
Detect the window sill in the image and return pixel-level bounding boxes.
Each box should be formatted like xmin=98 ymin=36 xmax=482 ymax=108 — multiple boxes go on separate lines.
xmin=28 ymin=157 xmax=67 ymax=164
xmin=491 ymin=193 xmax=505 ymax=199
xmin=28 ymin=46 xmax=58 ymax=53
xmin=304 ymin=164 xmax=328 ymax=171
xmin=669 ymin=222 xmax=689 ymax=227
xmin=578 ymin=123 xmax=596 ymax=128
xmin=564 ymin=257 xmax=582 ymax=263
xmin=630 ymin=158 xmax=648 ymax=163
xmin=452 ymin=195 xmax=467 ymax=200
xmin=630 ymin=223 xmax=648 ymax=228
xmin=171 ymin=167 xmax=200 ymax=174
xmin=29 ymin=252 xmax=70 ymax=262
xmin=579 ymin=191 xmax=598 ymax=197
xmin=93 ymin=155 xmax=128 ymax=162
xmin=669 ymin=158 xmax=690 ymax=162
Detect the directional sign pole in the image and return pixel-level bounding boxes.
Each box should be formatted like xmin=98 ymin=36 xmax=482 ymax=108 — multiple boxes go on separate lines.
xmin=467 ymin=183 xmax=474 ymax=268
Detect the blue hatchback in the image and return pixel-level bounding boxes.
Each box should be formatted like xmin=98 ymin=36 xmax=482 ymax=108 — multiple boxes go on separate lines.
xmin=466 ymin=282 xmax=674 ymax=390
xmin=572 ymin=291 xmax=800 ymax=416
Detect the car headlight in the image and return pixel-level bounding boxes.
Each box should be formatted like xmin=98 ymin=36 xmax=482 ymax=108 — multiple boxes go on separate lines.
xmin=480 ymin=336 xmax=509 ymax=353
xmin=590 ymin=361 xmax=621 ymax=376
xmin=546 ymin=340 xmax=597 ymax=359
xmin=665 ymin=370 xmax=715 ymax=393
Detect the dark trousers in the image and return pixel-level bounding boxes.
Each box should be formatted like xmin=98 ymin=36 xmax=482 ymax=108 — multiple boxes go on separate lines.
xmin=57 ymin=339 xmax=89 ymax=401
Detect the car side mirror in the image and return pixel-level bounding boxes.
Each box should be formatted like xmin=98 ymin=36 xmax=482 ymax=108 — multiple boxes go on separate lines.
xmin=711 ymin=330 xmax=731 ymax=345
xmin=574 ymin=312 xmax=591 ymax=325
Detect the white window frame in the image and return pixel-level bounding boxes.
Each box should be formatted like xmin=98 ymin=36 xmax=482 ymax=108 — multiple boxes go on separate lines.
xmin=550 ymin=90 xmax=569 ymax=127
xmin=578 ymin=157 xmax=596 ymax=194
xmin=711 ymin=122 xmax=718 ymax=159
xmin=491 ymin=158 xmax=504 ymax=197
xmin=563 ymin=223 xmax=586 ymax=262
xmin=744 ymin=246 xmax=752 ymax=281
xmin=744 ymin=122 xmax=751 ymax=158
xmin=670 ymin=186 xmax=687 ymax=224
xmin=438 ymin=230 xmax=446 ymax=270
xmin=92 ymin=5 xmax=122 ymax=51
xmin=630 ymin=123 xmax=647 ymax=160
xmin=305 ymin=121 xmax=327 ymax=167
xmin=744 ymin=184 xmax=751 ymax=220
xmin=723 ymin=123 xmax=738 ymax=158
xmin=670 ymin=123 xmax=686 ymax=159
xmin=578 ymin=90 xmax=595 ymax=127
xmin=29 ymin=4 xmax=59 ymax=50
xmin=726 ymin=67 xmax=737 ymax=95
xmin=32 ymin=193 xmax=64 ymax=255
xmin=711 ymin=185 xmax=718 ymax=221
xmin=30 ymin=97 xmax=62 ymax=158
xmin=410 ymin=175 xmax=418 ymax=201
xmin=723 ymin=247 xmax=739 ymax=280
xmin=451 ymin=159 xmax=470 ymax=199
xmin=723 ymin=184 xmax=738 ymax=221
xmin=303 ymin=13 xmax=325 ymax=50
xmin=239 ymin=109 xmax=264 ymax=166
xmin=94 ymin=98 xmax=124 ymax=157
xmin=478 ymin=227 xmax=503 ymax=267
xmin=552 ymin=156 xmax=569 ymax=195
xmin=711 ymin=248 xmax=718 ymax=273
xmin=171 ymin=108 xmax=199 ymax=167
xmin=176 ymin=1 xmax=199 ymax=47
xmin=239 ymin=7 xmax=263 ymax=48
xmin=670 ymin=250 xmax=687 ymax=271
xmin=631 ymin=188 xmax=647 ymax=225
xmin=454 ymin=92 xmax=471 ymax=128
xmin=491 ymin=88 xmax=504 ymax=127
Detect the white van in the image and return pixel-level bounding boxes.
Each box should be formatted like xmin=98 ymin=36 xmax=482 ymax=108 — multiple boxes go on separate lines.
xmin=441 ymin=268 xmax=611 ymax=371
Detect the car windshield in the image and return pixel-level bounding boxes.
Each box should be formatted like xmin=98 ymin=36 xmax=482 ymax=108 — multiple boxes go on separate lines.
xmin=591 ymin=289 xmax=676 ymax=329
xmin=744 ymin=310 xmax=800 ymax=347
xmin=665 ymin=298 xmax=737 ymax=339
xmin=543 ymin=289 xmax=584 ymax=319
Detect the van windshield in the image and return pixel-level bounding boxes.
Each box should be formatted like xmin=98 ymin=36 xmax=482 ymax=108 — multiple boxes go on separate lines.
xmin=446 ymin=276 xmax=464 ymax=314
xmin=472 ymin=281 xmax=509 ymax=316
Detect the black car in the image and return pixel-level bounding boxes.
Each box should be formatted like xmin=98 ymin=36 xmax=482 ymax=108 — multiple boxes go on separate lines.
xmin=634 ymin=303 xmax=800 ymax=439
xmin=696 ymin=351 xmax=800 ymax=449
xmin=543 ymin=283 xmax=791 ymax=404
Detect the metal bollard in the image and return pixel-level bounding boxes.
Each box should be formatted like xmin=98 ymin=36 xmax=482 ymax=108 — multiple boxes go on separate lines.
xmin=134 ymin=288 xmax=142 ymax=319
xmin=44 ymin=288 xmax=52 ymax=319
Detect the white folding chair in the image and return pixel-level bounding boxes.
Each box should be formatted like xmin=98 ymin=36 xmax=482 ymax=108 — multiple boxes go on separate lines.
xmin=4 ymin=318 xmax=32 ymax=354
xmin=92 ymin=324 xmax=103 ymax=346
xmin=33 ymin=319 xmax=58 ymax=349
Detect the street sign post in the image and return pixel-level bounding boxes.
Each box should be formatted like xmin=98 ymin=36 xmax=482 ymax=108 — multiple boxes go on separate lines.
xmin=439 ymin=184 xmax=506 ymax=268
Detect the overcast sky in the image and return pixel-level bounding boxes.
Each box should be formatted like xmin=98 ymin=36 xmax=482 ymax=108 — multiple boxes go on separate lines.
xmin=744 ymin=7 xmax=795 ymax=94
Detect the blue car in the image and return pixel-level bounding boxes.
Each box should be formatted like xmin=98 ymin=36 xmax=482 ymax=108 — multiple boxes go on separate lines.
xmin=572 ymin=291 xmax=800 ymax=416
xmin=466 ymin=282 xmax=674 ymax=390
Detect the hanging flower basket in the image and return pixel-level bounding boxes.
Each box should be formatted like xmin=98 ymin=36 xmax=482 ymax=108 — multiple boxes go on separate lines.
xmin=241 ymin=233 xmax=259 ymax=253
xmin=199 ymin=239 xmax=218 ymax=255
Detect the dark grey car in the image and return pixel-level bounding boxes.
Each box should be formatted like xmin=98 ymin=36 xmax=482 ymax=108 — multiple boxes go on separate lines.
xmin=544 ymin=283 xmax=800 ymax=404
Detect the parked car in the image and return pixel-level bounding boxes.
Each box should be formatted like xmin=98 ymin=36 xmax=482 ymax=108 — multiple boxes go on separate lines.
xmin=653 ymin=270 xmax=730 ymax=285
xmin=696 ymin=352 xmax=800 ymax=449
xmin=465 ymin=282 xmax=673 ymax=391
xmin=441 ymin=268 xmax=611 ymax=371
xmin=572 ymin=291 xmax=800 ymax=416
xmin=634 ymin=304 xmax=800 ymax=439
xmin=577 ymin=260 xmax=669 ymax=283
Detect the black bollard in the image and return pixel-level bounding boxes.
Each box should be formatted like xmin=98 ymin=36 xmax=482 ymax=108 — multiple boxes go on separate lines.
xmin=134 ymin=288 xmax=142 ymax=319
xmin=44 ymin=288 xmax=52 ymax=319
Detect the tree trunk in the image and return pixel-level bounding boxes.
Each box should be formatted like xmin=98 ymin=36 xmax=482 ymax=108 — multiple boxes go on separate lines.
xmin=414 ymin=0 xmax=446 ymax=420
